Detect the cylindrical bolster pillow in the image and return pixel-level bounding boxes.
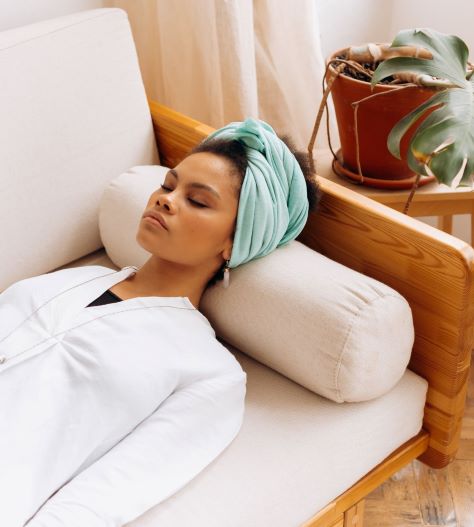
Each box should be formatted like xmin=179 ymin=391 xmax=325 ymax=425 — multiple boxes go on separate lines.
xmin=99 ymin=166 xmax=415 ymax=403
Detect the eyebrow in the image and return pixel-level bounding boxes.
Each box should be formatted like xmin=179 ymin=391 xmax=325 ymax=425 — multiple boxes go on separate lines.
xmin=166 ymin=169 xmax=221 ymax=200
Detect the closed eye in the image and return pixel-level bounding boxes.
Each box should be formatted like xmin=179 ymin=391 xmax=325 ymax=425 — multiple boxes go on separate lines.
xmin=159 ymin=184 xmax=208 ymax=208
xmin=189 ymin=199 xmax=207 ymax=208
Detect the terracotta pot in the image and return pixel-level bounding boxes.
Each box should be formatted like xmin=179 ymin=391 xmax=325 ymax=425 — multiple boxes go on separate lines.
xmin=327 ymin=47 xmax=437 ymax=182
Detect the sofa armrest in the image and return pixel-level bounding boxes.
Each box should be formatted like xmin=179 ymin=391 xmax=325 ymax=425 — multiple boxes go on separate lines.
xmin=148 ymin=99 xmax=474 ymax=468
xmin=148 ymin=99 xmax=214 ymax=168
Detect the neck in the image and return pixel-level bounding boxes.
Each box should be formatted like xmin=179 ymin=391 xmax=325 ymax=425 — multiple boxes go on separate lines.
xmin=121 ymin=255 xmax=217 ymax=309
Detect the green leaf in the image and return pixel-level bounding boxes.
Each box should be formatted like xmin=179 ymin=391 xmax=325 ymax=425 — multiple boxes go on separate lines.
xmin=392 ymin=28 xmax=469 ymax=80
xmin=386 ymin=89 xmax=449 ymax=158
xmin=406 ymin=142 xmax=428 ymax=177
xmin=388 ymin=84 xmax=474 ymax=186
xmin=424 ymin=143 xmax=464 ymax=186
xmin=372 ymin=57 xmax=463 ymax=88
xmin=372 ymin=28 xmax=469 ymax=88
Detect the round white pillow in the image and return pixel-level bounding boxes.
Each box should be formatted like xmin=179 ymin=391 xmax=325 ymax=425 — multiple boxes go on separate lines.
xmin=99 ymin=165 xmax=415 ymax=402
xmin=99 ymin=165 xmax=169 ymax=269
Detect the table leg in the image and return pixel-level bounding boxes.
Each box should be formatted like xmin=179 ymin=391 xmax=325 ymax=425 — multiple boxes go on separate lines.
xmin=437 ymin=215 xmax=453 ymax=236
xmin=471 ymin=205 xmax=474 ymax=247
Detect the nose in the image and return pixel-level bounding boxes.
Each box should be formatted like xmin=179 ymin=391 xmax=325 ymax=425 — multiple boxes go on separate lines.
xmin=156 ymin=192 xmax=174 ymax=212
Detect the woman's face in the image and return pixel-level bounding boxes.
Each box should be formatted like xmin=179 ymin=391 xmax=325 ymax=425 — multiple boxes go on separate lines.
xmin=137 ymin=152 xmax=240 ymax=271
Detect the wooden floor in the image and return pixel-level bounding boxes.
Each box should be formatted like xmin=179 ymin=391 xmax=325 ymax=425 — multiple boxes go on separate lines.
xmin=364 ymin=351 xmax=474 ymax=526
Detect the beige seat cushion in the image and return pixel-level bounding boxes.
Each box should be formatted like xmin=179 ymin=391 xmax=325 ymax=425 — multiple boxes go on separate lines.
xmin=56 ymin=249 xmax=428 ymax=527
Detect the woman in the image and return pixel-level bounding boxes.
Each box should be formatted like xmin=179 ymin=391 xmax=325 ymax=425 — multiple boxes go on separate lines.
xmin=0 ymin=118 xmax=320 ymax=526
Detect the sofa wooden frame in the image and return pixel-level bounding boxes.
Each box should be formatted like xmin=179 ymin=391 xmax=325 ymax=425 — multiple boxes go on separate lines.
xmin=148 ymin=99 xmax=474 ymax=527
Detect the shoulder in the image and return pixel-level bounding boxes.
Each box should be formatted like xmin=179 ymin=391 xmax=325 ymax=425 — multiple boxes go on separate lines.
xmin=176 ymin=312 xmax=246 ymax=381
xmin=191 ymin=313 xmax=246 ymax=379
xmin=207 ymin=335 xmax=247 ymax=383
xmin=46 ymin=265 xmax=117 ymax=280
xmin=2 ymin=265 xmax=115 ymax=296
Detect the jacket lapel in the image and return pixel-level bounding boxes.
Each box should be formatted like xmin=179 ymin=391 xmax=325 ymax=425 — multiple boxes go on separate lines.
xmin=46 ymin=266 xmax=138 ymax=335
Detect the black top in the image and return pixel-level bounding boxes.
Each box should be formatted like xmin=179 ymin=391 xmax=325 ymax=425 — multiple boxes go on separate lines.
xmin=86 ymin=289 xmax=123 ymax=308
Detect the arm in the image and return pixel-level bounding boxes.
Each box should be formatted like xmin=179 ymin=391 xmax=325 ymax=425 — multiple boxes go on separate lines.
xmin=26 ymin=369 xmax=247 ymax=526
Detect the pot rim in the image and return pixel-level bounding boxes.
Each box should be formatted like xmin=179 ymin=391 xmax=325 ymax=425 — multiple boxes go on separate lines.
xmin=326 ymin=45 xmax=436 ymax=92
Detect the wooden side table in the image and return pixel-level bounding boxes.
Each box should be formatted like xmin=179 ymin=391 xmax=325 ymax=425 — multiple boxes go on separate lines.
xmin=315 ymin=150 xmax=474 ymax=246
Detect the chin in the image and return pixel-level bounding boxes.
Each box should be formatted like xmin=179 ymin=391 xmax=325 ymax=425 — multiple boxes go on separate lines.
xmin=135 ymin=231 xmax=159 ymax=254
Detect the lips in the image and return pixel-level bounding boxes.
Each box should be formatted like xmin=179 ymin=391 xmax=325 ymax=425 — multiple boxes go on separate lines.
xmin=143 ymin=210 xmax=168 ymax=230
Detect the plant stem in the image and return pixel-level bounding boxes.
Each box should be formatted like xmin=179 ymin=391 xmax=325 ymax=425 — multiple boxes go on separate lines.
xmin=307 ymin=61 xmax=344 ymax=174
xmin=344 ymin=43 xmax=433 ymax=63
xmin=353 ymin=102 xmax=364 ymax=184
xmin=321 ymin=61 xmax=339 ymax=161
xmin=404 ymin=173 xmax=422 ymax=214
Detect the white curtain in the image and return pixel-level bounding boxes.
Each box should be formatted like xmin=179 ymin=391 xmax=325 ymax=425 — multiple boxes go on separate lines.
xmin=105 ymin=0 xmax=333 ymax=151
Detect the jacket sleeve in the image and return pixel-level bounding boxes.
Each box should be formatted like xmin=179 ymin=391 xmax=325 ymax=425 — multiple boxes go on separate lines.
xmin=26 ymin=369 xmax=247 ymax=527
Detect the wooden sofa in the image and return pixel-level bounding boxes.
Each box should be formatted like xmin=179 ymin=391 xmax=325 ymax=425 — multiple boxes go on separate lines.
xmin=149 ymin=99 xmax=474 ymax=526
xmin=2 ymin=7 xmax=473 ymax=526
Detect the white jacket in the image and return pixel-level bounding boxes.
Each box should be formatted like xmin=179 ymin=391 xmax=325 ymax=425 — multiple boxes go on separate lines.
xmin=0 ymin=265 xmax=247 ymax=526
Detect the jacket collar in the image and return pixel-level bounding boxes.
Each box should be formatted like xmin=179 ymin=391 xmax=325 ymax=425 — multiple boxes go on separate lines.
xmin=46 ymin=266 xmax=198 ymax=335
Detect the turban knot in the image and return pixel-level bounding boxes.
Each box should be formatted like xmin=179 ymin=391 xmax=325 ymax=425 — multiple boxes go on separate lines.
xmin=204 ymin=117 xmax=309 ymax=268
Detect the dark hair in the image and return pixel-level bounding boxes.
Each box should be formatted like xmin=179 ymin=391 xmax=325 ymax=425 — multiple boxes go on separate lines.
xmin=187 ymin=133 xmax=322 ymax=287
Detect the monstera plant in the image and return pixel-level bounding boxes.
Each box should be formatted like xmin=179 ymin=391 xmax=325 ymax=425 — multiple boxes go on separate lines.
xmin=372 ymin=28 xmax=474 ymax=192
xmin=309 ymin=28 xmax=474 ymax=213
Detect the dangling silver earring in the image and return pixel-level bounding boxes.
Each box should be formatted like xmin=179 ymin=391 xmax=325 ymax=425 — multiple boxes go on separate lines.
xmin=223 ymin=259 xmax=230 ymax=288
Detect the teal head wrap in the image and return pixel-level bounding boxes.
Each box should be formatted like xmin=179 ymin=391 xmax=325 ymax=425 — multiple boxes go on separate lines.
xmin=204 ymin=117 xmax=309 ymax=269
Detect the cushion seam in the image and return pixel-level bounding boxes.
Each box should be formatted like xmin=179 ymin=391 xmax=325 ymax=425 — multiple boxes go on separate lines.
xmin=333 ymin=293 xmax=408 ymax=402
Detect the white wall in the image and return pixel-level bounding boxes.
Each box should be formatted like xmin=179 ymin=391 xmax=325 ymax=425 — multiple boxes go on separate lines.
xmin=0 ymin=0 xmax=104 ymax=31
xmin=316 ymin=0 xmax=474 ymax=61
xmin=390 ymin=0 xmax=474 ymax=54
xmin=313 ymin=0 xmax=394 ymax=182
xmin=315 ymin=0 xmax=394 ymax=60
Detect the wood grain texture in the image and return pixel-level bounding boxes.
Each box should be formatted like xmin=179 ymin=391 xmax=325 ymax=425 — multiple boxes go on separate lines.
xmin=329 ymin=516 xmax=344 ymax=527
xmin=457 ymin=361 xmax=474 ymax=461
xmin=413 ymin=461 xmax=457 ymax=526
xmin=448 ymin=461 xmax=474 ymax=527
xmin=344 ymin=501 xmax=365 ymax=527
xmin=364 ymin=464 xmax=424 ymax=526
xmin=364 ymin=501 xmax=423 ymax=526
xmin=148 ymin=99 xmax=213 ymax=169
xmin=365 ymin=460 xmax=474 ymax=527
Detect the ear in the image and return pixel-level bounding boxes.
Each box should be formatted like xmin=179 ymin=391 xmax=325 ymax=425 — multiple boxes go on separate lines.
xmin=222 ymin=243 xmax=233 ymax=262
